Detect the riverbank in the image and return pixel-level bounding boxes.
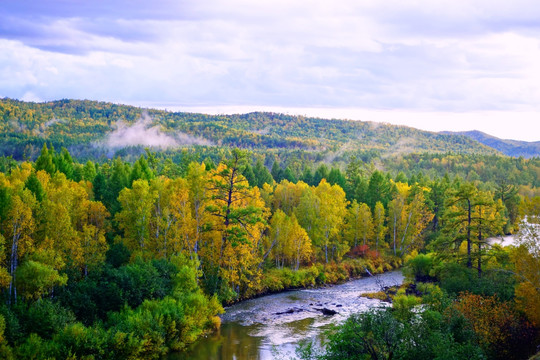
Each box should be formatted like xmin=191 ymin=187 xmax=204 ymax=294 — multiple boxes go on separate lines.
xmin=225 ymin=255 xmax=402 ymax=306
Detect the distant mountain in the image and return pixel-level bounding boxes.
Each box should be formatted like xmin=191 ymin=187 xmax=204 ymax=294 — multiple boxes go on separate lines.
xmin=0 ymin=98 xmax=499 ymax=160
xmin=441 ymin=130 xmax=540 ymax=158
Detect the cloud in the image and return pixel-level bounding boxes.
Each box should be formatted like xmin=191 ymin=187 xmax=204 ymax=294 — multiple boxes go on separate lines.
xmin=1 ymin=0 xmax=540 ymax=119
xmin=103 ymin=112 xmax=212 ymax=149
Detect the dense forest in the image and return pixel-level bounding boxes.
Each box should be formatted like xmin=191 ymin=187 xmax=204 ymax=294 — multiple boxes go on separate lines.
xmin=0 ymin=99 xmax=538 ymax=359
xmin=0 ymin=98 xmax=500 ymax=161
xmin=0 ymin=143 xmax=537 ymax=359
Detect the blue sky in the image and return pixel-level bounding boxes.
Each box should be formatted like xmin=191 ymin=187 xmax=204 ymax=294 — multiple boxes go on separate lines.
xmin=1 ymin=0 xmax=540 ymax=140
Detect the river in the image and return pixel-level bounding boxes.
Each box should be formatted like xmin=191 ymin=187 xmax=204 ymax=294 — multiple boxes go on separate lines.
xmin=170 ymin=271 xmax=404 ymax=360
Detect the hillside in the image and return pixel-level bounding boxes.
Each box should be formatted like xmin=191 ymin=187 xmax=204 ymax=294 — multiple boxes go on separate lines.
xmin=0 ymin=98 xmax=499 ymax=160
xmin=442 ymin=130 xmax=540 ymax=158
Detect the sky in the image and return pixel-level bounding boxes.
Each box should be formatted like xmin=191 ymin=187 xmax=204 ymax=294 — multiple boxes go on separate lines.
xmin=1 ymin=0 xmax=540 ymax=141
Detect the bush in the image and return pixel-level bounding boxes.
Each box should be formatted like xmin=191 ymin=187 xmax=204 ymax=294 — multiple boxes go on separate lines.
xmin=404 ymin=253 xmax=436 ymax=282
xmin=306 ymin=307 xmax=485 ymax=360
xmin=437 ymin=262 xmax=475 ymax=295
xmin=17 ymin=300 xmax=76 ymax=340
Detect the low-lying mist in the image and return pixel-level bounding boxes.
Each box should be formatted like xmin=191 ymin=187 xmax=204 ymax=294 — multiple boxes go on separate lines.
xmin=103 ymin=112 xmax=213 ymax=150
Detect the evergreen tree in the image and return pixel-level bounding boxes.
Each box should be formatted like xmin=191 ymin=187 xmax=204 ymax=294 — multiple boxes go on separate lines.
xmin=271 ymin=161 xmax=283 ymax=183
xmin=253 ymin=159 xmax=273 ymax=188
xmin=24 ymin=172 xmax=45 ymax=202
xmin=34 ymin=144 xmax=56 ymax=175
xmin=301 ymin=166 xmax=314 ymax=186
xmin=242 ymin=163 xmax=257 ymax=187
xmin=282 ymin=166 xmax=297 ymax=183
xmin=313 ymin=164 xmax=329 ymax=186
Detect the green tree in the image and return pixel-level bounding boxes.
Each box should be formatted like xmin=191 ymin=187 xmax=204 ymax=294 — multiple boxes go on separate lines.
xmin=253 ymin=159 xmax=274 ymax=188
xmin=34 ymin=144 xmax=55 ymax=175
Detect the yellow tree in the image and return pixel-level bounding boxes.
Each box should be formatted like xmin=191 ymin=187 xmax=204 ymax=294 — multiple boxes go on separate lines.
xmin=186 ymin=162 xmax=211 ymax=256
xmin=288 ymin=214 xmax=312 ymax=270
xmin=312 ymin=179 xmax=348 ymax=263
xmin=168 ymin=178 xmax=196 ymax=257
xmin=79 ymin=201 xmax=109 ymax=276
xmin=268 ymin=209 xmax=290 ymax=268
xmin=345 ymin=201 xmax=374 ymax=248
xmin=373 ymin=201 xmax=387 ymax=250
xmin=116 ymin=179 xmax=156 ymax=258
xmin=512 ymin=197 xmax=540 ymax=325
xmin=267 ymin=210 xmax=311 ymax=269
xmin=205 ymin=150 xmax=268 ymax=298
xmin=5 ymin=189 xmax=36 ymax=303
xmin=0 ymin=235 xmax=10 ymax=289
xmin=294 ymin=186 xmax=320 ymax=246
xmin=39 ymin=173 xmax=85 ymax=269
xmin=148 ymin=177 xmax=175 ymax=258
xmin=388 ymin=183 xmax=433 ymax=257
xmin=272 ymin=180 xmax=309 ymax=215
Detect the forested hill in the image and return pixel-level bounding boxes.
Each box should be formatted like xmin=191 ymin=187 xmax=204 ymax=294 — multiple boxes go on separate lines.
xmin=0 ymin=98 xmax=499 ymax=160
xmin=442 ymin=130 xmax=540 ymax=158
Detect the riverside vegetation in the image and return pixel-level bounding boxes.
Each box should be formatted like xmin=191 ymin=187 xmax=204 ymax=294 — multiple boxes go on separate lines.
xmin=0 ymin=99 xmax=538 ymax=359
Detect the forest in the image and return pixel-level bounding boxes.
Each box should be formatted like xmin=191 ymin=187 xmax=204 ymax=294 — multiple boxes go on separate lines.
xmin=0 ymin=98 xmax=499 ymax=160
xmin=0 ymin=141 xmax=536 ymax=359
xmin=0 ymin=99 xmax=538 ymax=359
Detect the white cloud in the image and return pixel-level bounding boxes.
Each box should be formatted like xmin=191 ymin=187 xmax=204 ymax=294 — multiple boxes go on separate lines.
xmin=1 ymin=1 xmax=540 ymax=140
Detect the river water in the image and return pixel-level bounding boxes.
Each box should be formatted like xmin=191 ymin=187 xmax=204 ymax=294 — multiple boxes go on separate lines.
xmin=171 ymin=271 xmax=404 ymax=360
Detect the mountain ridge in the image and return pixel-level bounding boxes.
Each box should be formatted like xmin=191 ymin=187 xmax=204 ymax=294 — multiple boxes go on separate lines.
xmin=0 ymin=98 xmax=513 ymax=160
xmin=441 ymin=130 xmax=540 ymax=158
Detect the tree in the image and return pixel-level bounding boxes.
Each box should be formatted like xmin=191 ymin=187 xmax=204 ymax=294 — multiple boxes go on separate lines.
xmin=105 ymin=158 xmax=130 ymax=214
xmin=268 ymin=210 xmax=312 ymax=270
xmin=472 ymin=191 xmax=505 ymax=277
xmin=253 ymin=159 xmax=273 ymax=188
xmin=366 ymin=170 xmax=393 ymax=209
xmin=388 ymin=183 xmax=433 ymax=257
xmin=313 ymin=164 xmax=329 ymax=186
xmin=440 ymin=183 xmax=504 ymax=272
xmin=282 ymin=166 xmax=297 ymax=183
xmin=79 ymin=201 xmax=109 ymax=276
xmin=130 ymin=155 xmax=154 ymax=184
xmin=271 ymin=180 xmax=309 ymax=215
xmin=166 ymin=178 xmax=196 ymax=257
xmin=0 ymin=235 xmax=11 ymax=290
xmin=271 ymin=161 xmax=283 ymax=183
xmin=512 ymin=197 xmax=540 ymax=326
xmin=373 ymin=201 xmax=387 ymax=250
xmin=115 ymin=179 xmax=156 ymax=257
xmin=495 ymin=179 xmax=520 ymax=233
xmin=205 ymin=149 xmax=268 ymax=298
xmin=82 ymin=161 xmax=97 ymax=182
xmin=312 ymin=179 xmax=348 ymax=263
xmin=34 ymin=144 xmax=55 ymax=175
xmin=55 ymin=148 xmax=74 ymax=179
xmin=242 ymin=163 xmax=257 ymax=187
xmin=301 ymin=166 xmax=314 ymax=186
xmin=328 ymin=168 xmax=346 ymax=190
xmin=345 ymin=201 xmax=373 ymax=248
xmin=440 ymin=182 xmax=477 ymax=268
xmin=186 ymin=162 xmax=210 ymax=257
xmin=24 ymin=172 xmax=44 ymax=202
xmin=5 ymin=190 xmax=36 ymax=304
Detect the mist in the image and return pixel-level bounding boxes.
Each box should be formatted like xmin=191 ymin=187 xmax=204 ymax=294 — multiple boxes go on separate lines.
xmin=104 ymin=112 xmax=212 ymax=149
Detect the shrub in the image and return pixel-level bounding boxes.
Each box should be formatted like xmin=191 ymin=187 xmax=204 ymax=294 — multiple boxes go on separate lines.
xmin=404 ymin=253 xmax=436 ymax=282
